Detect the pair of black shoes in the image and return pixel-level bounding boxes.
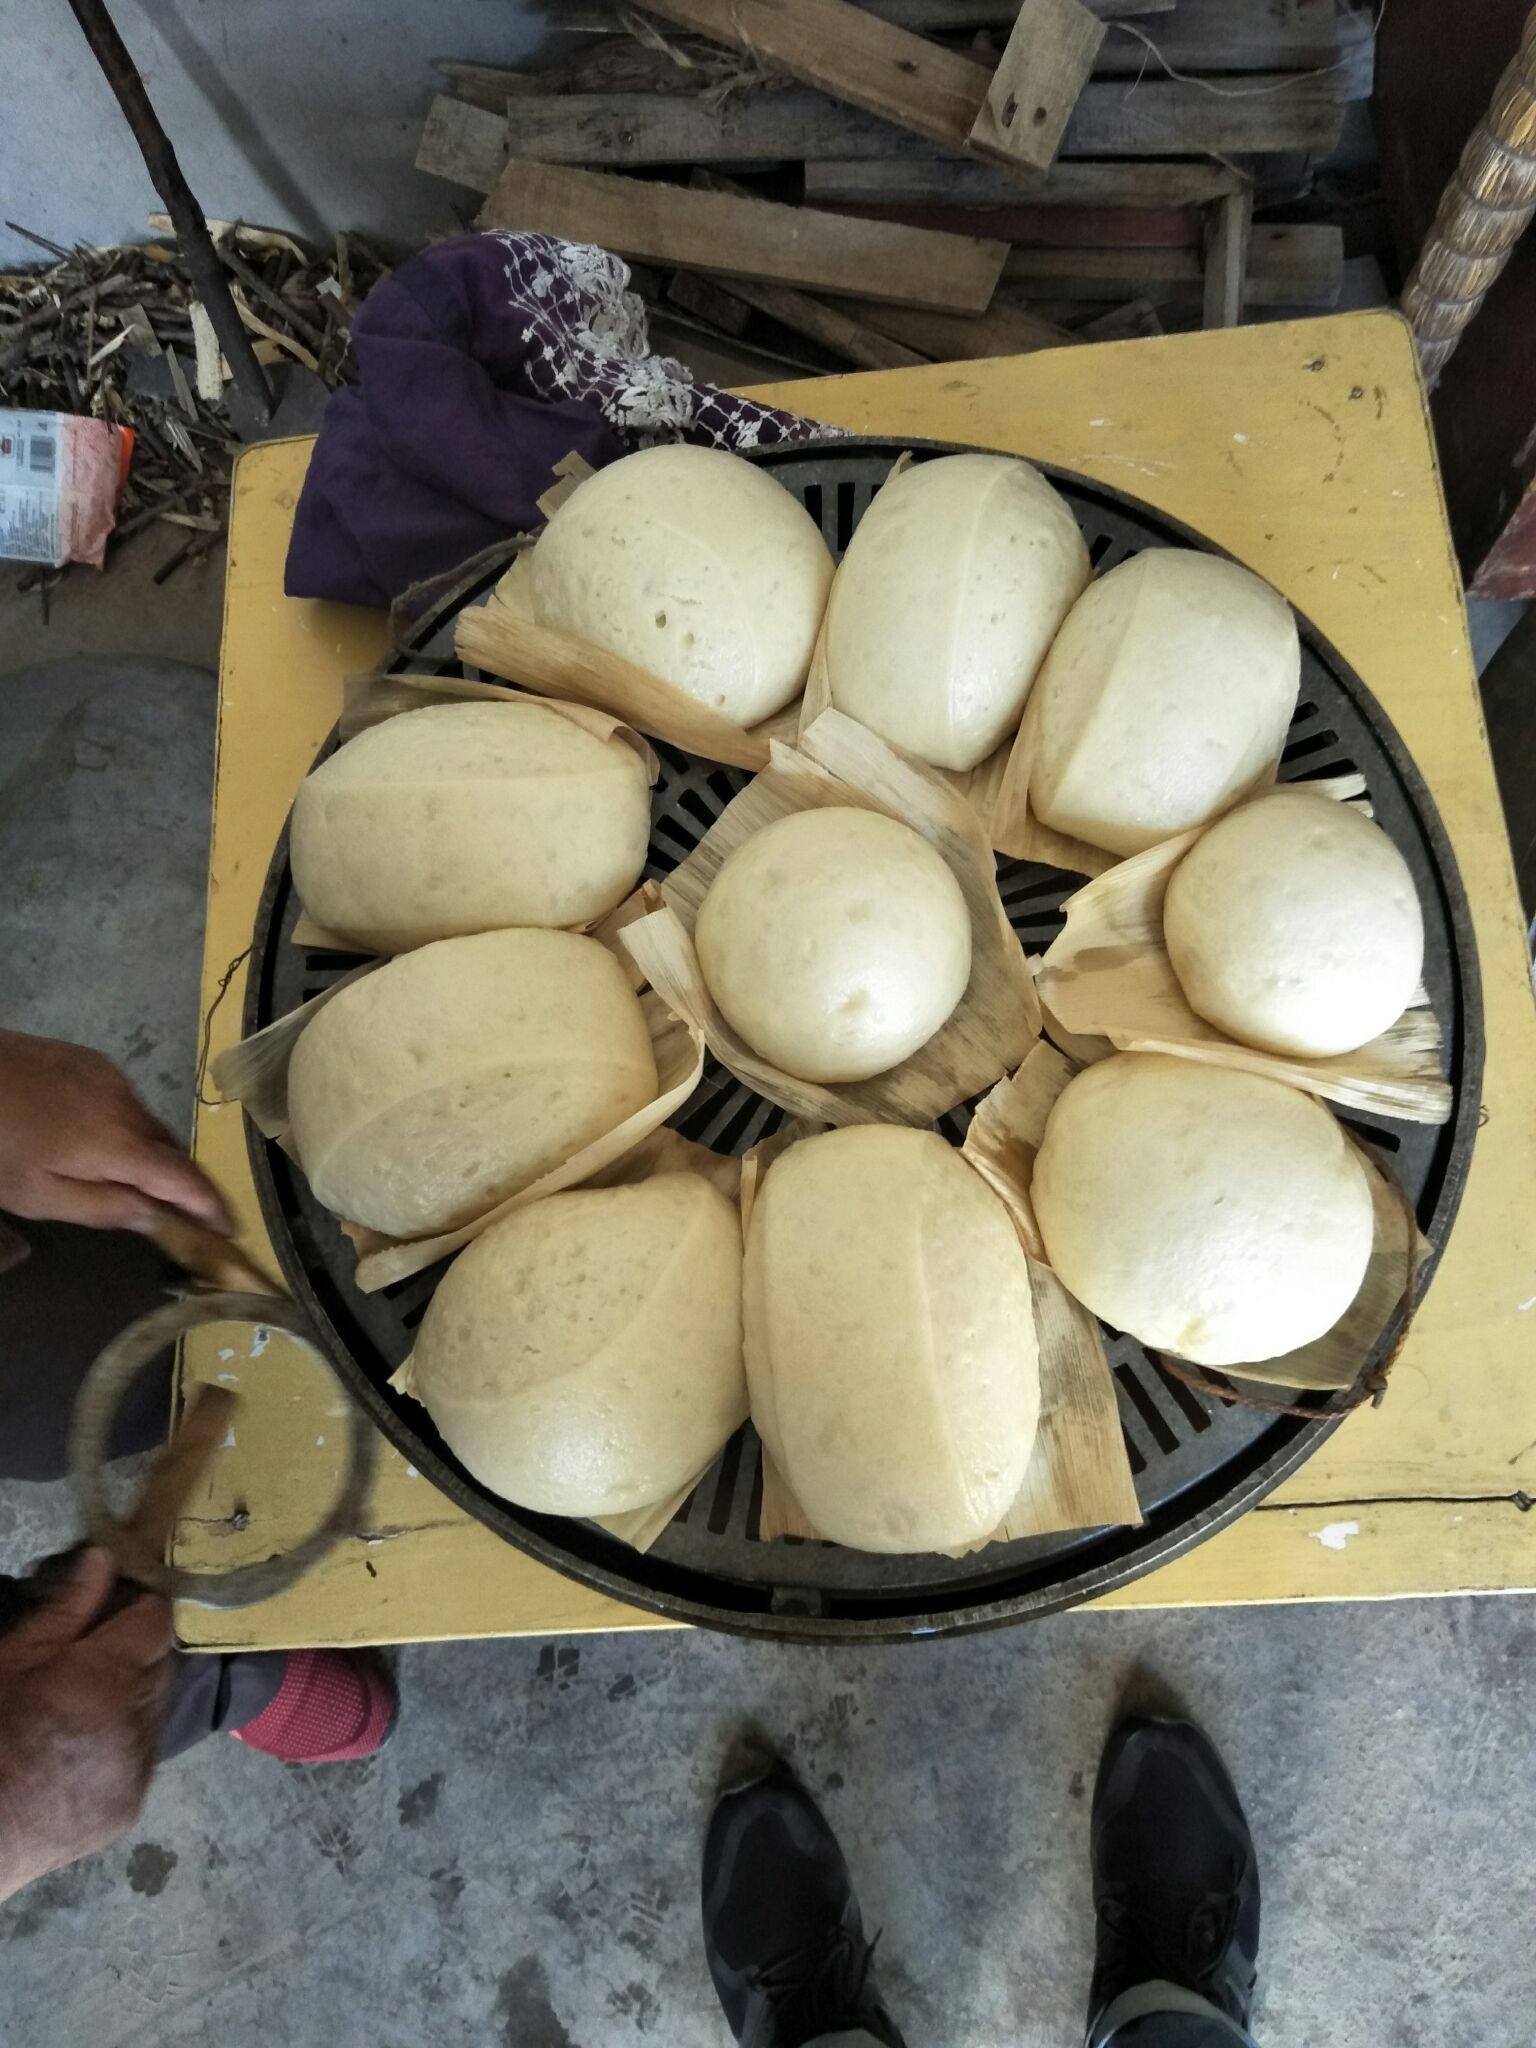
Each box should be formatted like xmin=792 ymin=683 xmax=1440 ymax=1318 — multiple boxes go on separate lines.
xmin=702 ymin=1718 xmax=1260 ymax=2048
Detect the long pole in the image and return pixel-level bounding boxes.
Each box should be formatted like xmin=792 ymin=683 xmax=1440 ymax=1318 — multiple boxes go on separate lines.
xmin=62 ymin=0 xmax=273 ymax=420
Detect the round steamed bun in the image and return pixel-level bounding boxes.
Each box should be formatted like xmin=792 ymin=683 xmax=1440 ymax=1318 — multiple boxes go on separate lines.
xmin=824 ymin=452 xmax=1091 ymax=771
xmin=1029 ymin=550 xmax=1301 ymax=855
xmin=287 ymin=928 xmax=658 ymax=1238
xmin=290 ymin=700 xmax=652 ymax=950
xmin=1032 ymin=1053 xmax=1374 ymax=1366
xmin=1163 ymin=788 xmax=1425 ymax=1057
xmin=411 ymin=1173 xmax=745 ymax=1518
xmin=524 ymin=444 xmax=834 ymax=727
xmin=694 ymin=807 xmax=972 ymax=1083
xmin=744 ymin=1126 xmax=1040 ymax=1553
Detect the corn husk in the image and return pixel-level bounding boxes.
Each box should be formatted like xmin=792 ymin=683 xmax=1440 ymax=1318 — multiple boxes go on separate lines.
xmin=744 ymin=1114 xmax=1140 ymax=1551
xmin=621 ymin=708 xmax=1039 ymax=1129
xmin=453 ymin=550 xmax=805 ymax=771
xmin=1034 ymin=778 xmax=1452 ymax=1124
xmin=289 ymin=669 xmax=661 ymax=954
xmin=210 ymin=902 xmax=706 ymax=1294
xmin=967 ymin=1043 xmax=1426 ymax=1393
xmin=388 ymin=1128 xmax=744 ymax=1554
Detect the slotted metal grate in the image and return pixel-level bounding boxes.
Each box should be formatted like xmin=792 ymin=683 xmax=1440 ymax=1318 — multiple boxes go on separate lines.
xmin=244 ymin=438 xmax=1482 ymax=1641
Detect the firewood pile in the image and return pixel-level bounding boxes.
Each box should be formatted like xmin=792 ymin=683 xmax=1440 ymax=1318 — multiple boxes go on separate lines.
xmin=418 ymin=0 xmax=1377 ymax=380
xmin=0 ymin=218 xmax=387 ymax=604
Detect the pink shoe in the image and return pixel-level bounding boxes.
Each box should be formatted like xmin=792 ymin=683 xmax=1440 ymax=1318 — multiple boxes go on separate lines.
xmin=230 ymin=1648 xmax=397 ymax=1763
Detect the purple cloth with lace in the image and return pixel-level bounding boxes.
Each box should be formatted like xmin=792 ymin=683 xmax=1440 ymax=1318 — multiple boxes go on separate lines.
xmin=284 ymin=231 xmax=824 ymax=609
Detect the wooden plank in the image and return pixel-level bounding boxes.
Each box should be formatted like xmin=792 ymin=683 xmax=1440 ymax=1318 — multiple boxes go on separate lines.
xmin=497 ymin=85 xmax=916 ymax=166
xmin=1076 ymin=297 xmax=1163 ymax=341
xmin=647 ymin=307 xmax=826 ymax=383
xmin=969 ymin=0 xmax=1104 ymax=171
xmin=633 ymin=0 xmax=997 ymax=154
xmin=1201 ymin=188 xmax=1253 ymax=329
xmin=1002 ymin=224 xmax=1343 ymax=307
xmin=422 ymin=80 xmax=1341 ymax=192
xmin=544 ymin=0 xmax=1173 ymax=31
xmin=476 ymin=157 xmax=1009 ymax=311
xmin=829 ymin=295 xmax=1077 ymax=359
xmin=709 ymin=275 xmax=929 ymax=368
xmin=1093 ymin=0 xmax=1346 ymax=75
xmin=417 ymin=94 xmax=506 ymax=190
xmin=804 ymin=157 xmax=1244 ymax=209
xmin=433 ymin=58 xmax=547 ymax=109
xmin=818 ymin=199 xmax=1203 ymax=246
xmin=665 ymin=268 xmax=752 ymax=335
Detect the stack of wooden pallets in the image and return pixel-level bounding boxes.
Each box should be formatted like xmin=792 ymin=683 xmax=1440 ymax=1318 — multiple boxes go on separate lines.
xmin=417 ymin=0 xmax=1373 ymax=378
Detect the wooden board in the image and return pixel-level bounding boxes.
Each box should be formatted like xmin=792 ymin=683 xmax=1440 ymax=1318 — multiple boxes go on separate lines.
xmin=544 ymin=0 xmax=1175 ymax=32
xmin=495 ymin=85 xmax=925 ymax=167
xmin=704 ymin=275 xmax=929 ymax=368
xmin=819 ymin=200 xmax=1203 ymax=246
xmin=826 ymin=295 xmax=1076 ymax=358
xmin=969 ymin=0 xmax=1104 ymax=172
xmin=1003 ymin=224 xmax=1342 ymax=307
xmin=632 ymin=0 xmax=996 ymax=153
xmin=665 ymin=268 xmax=752 ymax=336
xmin=804 ymin=157 xmax=1245 ymax=209
xmin=476 ymin=157 xmax=1008 ymax=312
xmin=1202 ymin=188 xmax=1253 ymax=330
xmin=178 ymin=314 xmax=1536 ymax=1649
xmin=1076 ymin=297 xmax=1163 ymax=341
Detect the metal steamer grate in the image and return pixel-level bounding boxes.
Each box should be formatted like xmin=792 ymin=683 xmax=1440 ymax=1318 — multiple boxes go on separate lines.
xmin=245 ymin=438 xmax=1482 ymax=1642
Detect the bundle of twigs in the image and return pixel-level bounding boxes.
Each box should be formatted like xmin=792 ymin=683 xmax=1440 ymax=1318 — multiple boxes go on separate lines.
xmin=0 ymin=217 xmax=387 ymax=602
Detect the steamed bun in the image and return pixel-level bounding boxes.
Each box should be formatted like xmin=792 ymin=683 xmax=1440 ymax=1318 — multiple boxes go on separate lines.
xmin=411 ymin=1173 xmax=745 ymax=1518
xmin=1163 ymin=788 xmax=1425 ymax=1057
xmin=694 ymin=807 xmax=972 ymax=1083
xmin=824 ymin=453 xmax=1090 ymax=771
xmin=1029 ymin=550 xmax=1300 ymax=855
xmin=287 ymin=929 xmax=658 ymax=1238
xmin=290 ymin=700 xmax=651 ymax=950
xmin=1032 ymin=1053 xmax=1374 ymax=1366
xmin=524 ymin=445 xmax=834 ymax=727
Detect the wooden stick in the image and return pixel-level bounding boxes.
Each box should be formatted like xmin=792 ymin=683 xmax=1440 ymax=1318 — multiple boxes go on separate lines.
xmin=1002 ymin=224 xmax=1342 ymax=307
xmin=970 ymin=0 xmax=1104 ymax=173
xmin=477 ymin=157 xmax=1008 ymax=311
xmin=825 ymin=295 xmax=1075 ymax=359
xmin=707 ymin=276 xmax=929 ymax=368
xmin=61 ymin=0 xmax=272 ymax=421
xmin=126 ymin=1384 xmax=240 ymax=1556
xmin=1201 ymin=188 xmax=1253 ymax=330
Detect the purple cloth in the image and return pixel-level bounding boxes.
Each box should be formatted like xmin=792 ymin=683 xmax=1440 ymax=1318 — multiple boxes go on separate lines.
xmin=286 ymin=231 xmax=824 ymax=609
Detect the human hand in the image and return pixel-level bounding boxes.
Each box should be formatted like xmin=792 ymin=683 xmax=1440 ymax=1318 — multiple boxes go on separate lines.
xmin=0 ymin=1030 xmax=231 ymax=1235
xmin=0 ymin=1548 xmax=173 ymax=1903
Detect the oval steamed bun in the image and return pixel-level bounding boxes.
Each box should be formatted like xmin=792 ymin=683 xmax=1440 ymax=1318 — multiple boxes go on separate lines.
xmin=411 ymin=1173 xmax=745 ymax=1518
xmin=1029 ymin=550 xmax=1301 ymax=855
xmin=744 ymin=1126 xmax=1040 ymax=1553
xmin=1163 ymin=788 xmax=1425 ymax=1057
xmin=290 ymin=700 xmax=652 ymax=950
xmin=824 ymin=452 xmax=1091 ymax=771
xmin=287 ymin=928 xmax=658 ymax=1238
xmin=1032 ymin=1052 xmax=1374 ymax=1367
xmin=694 ymin=807 xmax=972 ymax=1083
xmin=524 ymin=444 xmax=834 ymax=727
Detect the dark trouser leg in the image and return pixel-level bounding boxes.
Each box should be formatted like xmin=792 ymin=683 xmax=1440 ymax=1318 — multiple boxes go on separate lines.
xmin=0 ymin=1218 xmax=285 ymax=1750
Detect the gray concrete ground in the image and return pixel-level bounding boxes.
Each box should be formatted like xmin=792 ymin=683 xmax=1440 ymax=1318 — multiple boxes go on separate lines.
xmin=0 ymin=604 xmax=1532 ymax=2047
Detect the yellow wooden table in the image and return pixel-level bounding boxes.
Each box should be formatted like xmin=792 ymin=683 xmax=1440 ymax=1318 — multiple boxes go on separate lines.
xmin=175 ymin=311 xmax=1536 ymax=1653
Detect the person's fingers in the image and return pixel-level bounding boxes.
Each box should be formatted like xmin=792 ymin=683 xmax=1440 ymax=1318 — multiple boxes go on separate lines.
xmin=0 ymin=1547 xmax=117 ymax=1669
xmin=102 ymin=1138 xmax=233 ymax=1235
xmin=90 ymin=1590 xmax=175 ymax=1668
xmin=32 ymin=1172 xmax=159 ymax=1234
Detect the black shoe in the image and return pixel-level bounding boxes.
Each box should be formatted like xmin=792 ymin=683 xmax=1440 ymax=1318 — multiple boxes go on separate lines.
xmin=702 ymin=1757 xmax=905 ymax=2048
xmin=1088 ymin=1716 xmax=1260 ymax=2039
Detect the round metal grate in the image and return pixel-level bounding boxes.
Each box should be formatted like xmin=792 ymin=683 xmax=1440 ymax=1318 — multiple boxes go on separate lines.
xmin=244 ymin=437 xmax=1483 ymax=1642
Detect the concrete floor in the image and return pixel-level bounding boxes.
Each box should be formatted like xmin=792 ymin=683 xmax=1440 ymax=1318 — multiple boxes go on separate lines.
xmin=0 ymin=589 xmax=1532 ymax=2047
